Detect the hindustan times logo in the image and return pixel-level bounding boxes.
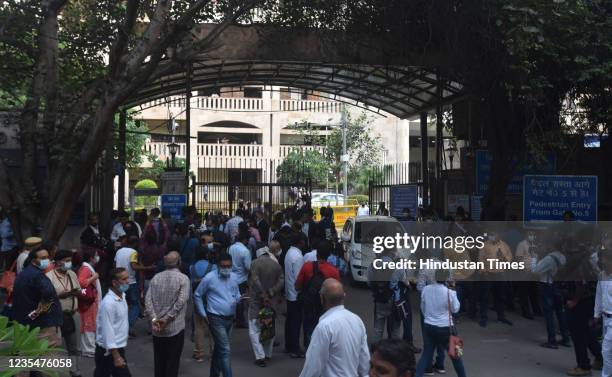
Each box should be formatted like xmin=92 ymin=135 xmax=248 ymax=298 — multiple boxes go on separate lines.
xmin=372 ymin=233 xmax=487 ymax=254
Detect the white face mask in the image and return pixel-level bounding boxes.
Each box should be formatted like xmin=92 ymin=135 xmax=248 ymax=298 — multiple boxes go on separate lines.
xmin=94 ymin=255 xmax=100 ymax=264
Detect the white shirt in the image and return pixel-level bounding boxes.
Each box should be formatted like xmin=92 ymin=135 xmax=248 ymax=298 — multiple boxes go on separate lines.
xmin=356 ymin=206 xmax=369 ymax=216
xmin=224 ymin=216 xmax=243 ymax=243
xmin=114 ymin=247 xmax=137 ymax=285
xmin=594 ymin=276 xmax=612 ymax=319
xmin=304 ymin=250 xmax=317 ymax=263
xmin=299 ymin=305 xmax=370 ymax=377
xmin=96 ymin=290 xmax=129 ymax=350
xmin=110 ymin=222 xmax=142 ymax=242
xmin=420 ymin=283 xmax=460 ymax=327
xmin=284 ymin=246 xmax=304 ymax=301
xmin=16 ymin=251 xmax=29 ymax=275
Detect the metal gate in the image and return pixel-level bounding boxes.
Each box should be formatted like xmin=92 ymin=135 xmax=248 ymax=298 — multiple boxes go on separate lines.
xmin=192 ymin=181 xmax=311 ymax=218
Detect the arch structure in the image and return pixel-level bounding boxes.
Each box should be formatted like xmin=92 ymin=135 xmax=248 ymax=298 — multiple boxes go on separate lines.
xmin=124 ymin=24 xmax=464 ymax=119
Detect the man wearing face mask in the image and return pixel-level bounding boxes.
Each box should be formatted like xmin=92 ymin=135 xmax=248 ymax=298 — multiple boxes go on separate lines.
xmin=94 ymin=268 xmax=132 ymax=377
xmin=47 ymin=249 xmax=82 ymax=377
xmin=12 ymin=246 xmax=63 ymax=347
xmin=514 ymin=230 xmax=543 ymax=320
xmin=194 ymin=253 xmax=243 ymax=377
xmin=476 ymin=230 xmax=514 ymax=327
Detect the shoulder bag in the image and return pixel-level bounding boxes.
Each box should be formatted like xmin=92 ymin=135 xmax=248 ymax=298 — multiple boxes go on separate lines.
xmin=447 ymin=288 xmax=464 ymax=359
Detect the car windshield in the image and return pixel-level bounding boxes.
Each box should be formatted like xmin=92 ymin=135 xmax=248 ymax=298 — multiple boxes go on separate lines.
xmin=354 ymin=221 xmax=404 ymax=244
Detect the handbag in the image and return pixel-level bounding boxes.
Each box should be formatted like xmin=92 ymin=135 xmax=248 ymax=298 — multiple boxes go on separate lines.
xmin=62 ymin=311 xmax=76 ymax=334
xmin=0 ymin=260 xmax=17 ymax=293
xmin=447 ymin=289 xmax=464 ymax=359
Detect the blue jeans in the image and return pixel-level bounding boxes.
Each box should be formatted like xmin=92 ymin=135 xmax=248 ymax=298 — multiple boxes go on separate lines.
xmin=127 ymin=283 xmax=140 ymax=328
xmin=416 ymin=324 xmax=467 ymax=377
xmin=209 ymin=315 xmax=233 ymax=377
xmin=539 ymin=282 xmax=569 ymax=344
xmin=420 ymin=310 xmax=445 ymax=369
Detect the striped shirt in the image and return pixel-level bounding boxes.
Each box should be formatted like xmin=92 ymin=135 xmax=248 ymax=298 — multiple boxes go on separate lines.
xmin=144 ymin=268 xmax=191 ymax=337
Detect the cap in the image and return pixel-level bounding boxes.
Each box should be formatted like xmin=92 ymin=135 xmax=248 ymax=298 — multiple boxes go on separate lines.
xmin=24 ymin=236 xmax=43 ymax=247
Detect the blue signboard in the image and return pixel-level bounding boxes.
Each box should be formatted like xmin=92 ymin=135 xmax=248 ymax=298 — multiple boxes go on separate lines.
xmin=390 ymin=184 xmax=418 ymax=218
xmin=523 ymin=175 xmax=597 ymax=222
xmin=161 ymin=194 xmax=187 ymax=221
xmin=475 ymin=150 xmax=556 ymax=195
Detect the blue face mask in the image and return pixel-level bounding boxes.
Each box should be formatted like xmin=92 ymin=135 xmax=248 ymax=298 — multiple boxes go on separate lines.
xmin=38 ymin=259 xmax=50 ymax=270
xmin=208 ymin=242 xmax=214 ymax=250
xmin=219 ymin=268 xmax=231 ymax=278
xmin=118 ymin=284 xmax=130 ymax=293
xmin=61 ymin=262 xmax=72 ymax=271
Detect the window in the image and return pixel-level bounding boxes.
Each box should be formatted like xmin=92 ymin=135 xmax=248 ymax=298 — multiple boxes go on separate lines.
xmin=243 ymin=87 xmax=263 ymax=98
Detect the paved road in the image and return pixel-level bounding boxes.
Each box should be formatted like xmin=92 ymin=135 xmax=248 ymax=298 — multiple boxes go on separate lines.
xmin=78 ymin=284 xmax=581 ymax=377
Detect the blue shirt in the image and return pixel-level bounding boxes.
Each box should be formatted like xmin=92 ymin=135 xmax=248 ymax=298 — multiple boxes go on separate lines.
xmin=327 ymin=255 xmax=347 ymax=276
xmin=12 ymin=264 xmax=62 ymax=328
xmin=190 ymin=260 xmax=217 ymax=280
xmin=228 ymin=242 xmax=252 ymax=284
xmin=0 ymin=218 xmax=16 ymax=252
xmin=179 ymin=237 xmax=199 ymax=267
xmin=193 ymin=271 xmax=241 ymax=318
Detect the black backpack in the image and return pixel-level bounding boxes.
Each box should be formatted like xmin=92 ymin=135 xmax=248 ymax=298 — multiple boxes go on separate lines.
xmin=302 ymin=262 xmax=325 ymax=309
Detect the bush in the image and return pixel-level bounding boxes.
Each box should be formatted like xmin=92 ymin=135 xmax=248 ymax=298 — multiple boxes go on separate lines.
xmin=134 ymin=179 xmax=158 ymax=207
xmin=349 ymin=194 xmax=369 ymax=204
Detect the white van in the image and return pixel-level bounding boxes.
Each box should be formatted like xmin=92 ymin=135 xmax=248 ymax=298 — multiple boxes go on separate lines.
xmin=340 ymin=216 xmax=405 ymax=283
xmin=311 ymin=192 xmax=346 ymax=207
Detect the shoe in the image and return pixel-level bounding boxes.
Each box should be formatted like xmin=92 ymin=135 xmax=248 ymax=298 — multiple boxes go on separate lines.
xmin=559 ymin=339 xmax=572 ymax=347
xmin=592 ymin=359 xmax=603 ymax=370
xmin=194 ymin=357 xmax=204 ymax=363
xmin=433 ymin=365 xmax=446 ymax=374
xmin=273 ymin=340 xmax=280 ymax=347
xmin=424 ymin=368 xmax=435 ymax=376
xmin=82 ymin=352 xmax=95 ymax=358
xmin=408 ymin=343 xmax=422 ymax=354
xmin=254 ymin=359 xmax=267 ymax=367
xmin=540 ymin=342 xmax=559 ymax=349
xmin=497 ymin=318 xmax=513 ymax=326
xmin=289 ymin=352 xmax=305 ymax=358
xmin=566 ymin=367 xmax=591 ymax=376
xmin=265 ymin=356 xmax=271 ymax=361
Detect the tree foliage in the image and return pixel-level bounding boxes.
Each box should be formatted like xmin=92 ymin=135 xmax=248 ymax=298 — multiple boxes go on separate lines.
xmin=276 ymin=148 xmax=328 ymax=187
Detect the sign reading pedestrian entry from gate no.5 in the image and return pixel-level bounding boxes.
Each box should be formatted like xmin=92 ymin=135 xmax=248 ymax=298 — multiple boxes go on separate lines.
xmin=523 ymin=175 xmax=597 ymax=223
xmin=475 ymin=150 xmax=556 ymax=195
xmin=161 ymin=194 xmax=187 ymax=221
xmin=390 ymin=184 xmax=418 ymax=218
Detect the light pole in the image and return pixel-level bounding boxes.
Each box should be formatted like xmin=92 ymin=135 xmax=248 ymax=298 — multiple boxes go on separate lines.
xmin=340 ymin=104 xmax=348 ymax=200
xmin=445 ymin=144 xmax=457 ymax=170
xmin=167 ymin=142 xmax=179 ymax=169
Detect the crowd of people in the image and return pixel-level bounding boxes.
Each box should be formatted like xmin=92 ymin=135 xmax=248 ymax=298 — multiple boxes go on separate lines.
xmin=1 ymin=202 xmax=612 ymax=377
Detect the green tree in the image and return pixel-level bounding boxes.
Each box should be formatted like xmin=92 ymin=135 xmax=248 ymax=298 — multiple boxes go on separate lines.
xmin=134 ymin=179 xmax=158 ymax=207
xmin=0 ymin=0 xmax=263 ymax=241
xmin=276 ymin=148 xmax=328 ymax=187
xmin=137 ymin=156 xmax=186 ymax=182
xmin=293 ymin=109 xmax=383 ymax=194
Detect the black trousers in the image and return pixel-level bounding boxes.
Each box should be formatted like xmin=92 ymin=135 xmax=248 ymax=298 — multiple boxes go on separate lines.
xmin=236 ymin=282 xmax=249 ymax=327
xmin=285 ymin=300 xmax=303 ymax=353
xmin=568 ymin=297 xmax=602 ymax=370
xmin=302 ymin=305 xmax=322 ymax=350
xmin=517 ymin=281 xmax=541 ymax=316
xmin=153 ymin=330 xmax=185 ymax=377
xmin=94 ymin=345 xmax=132 ymax=377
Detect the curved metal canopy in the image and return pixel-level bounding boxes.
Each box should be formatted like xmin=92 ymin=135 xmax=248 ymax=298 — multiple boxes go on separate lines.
xmin=125 ymin=59 xmax=464 ymax=119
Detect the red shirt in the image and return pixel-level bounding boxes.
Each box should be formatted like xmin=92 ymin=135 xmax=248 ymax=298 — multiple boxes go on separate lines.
xmin=296 ymin=261 xmax=340 ymax=289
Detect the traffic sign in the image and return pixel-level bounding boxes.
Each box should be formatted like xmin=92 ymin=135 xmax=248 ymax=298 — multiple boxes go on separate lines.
xmin=523 ymin=175 xmax=597 ymax=223
xmin=161 ymin=194 xmax=187 ymax=221
xmin=390 ymin=184 xmax=418 ymax=218
xmin=475 ymin=150 xmax=556 ymax=195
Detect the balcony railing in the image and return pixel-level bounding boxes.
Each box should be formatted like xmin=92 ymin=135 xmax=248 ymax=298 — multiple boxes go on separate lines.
xmin=144 ymin=142 xmax=325 ymax=159
xmin=280 ymin=100 xmax=341 ymax=113
xmin=278 ymin=145 xmax=324 ymax=158
xmin=140 ymin=96 xmax=341 ymax=113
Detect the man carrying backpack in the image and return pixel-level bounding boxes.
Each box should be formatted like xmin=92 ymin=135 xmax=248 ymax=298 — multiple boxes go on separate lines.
xmin=368 ymin=248 xmax=402 ymax=344
xmin=295 ymin=240 xmax=340 ymax=349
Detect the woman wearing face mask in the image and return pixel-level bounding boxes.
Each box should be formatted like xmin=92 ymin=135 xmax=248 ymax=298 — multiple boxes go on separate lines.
xmin=12 ymin=246 xmax=63 ymax=348
xmin=78 ymin=248 xmax=101 ymax=357
xmin=47 ymin=249 xmax=83 ymax=376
